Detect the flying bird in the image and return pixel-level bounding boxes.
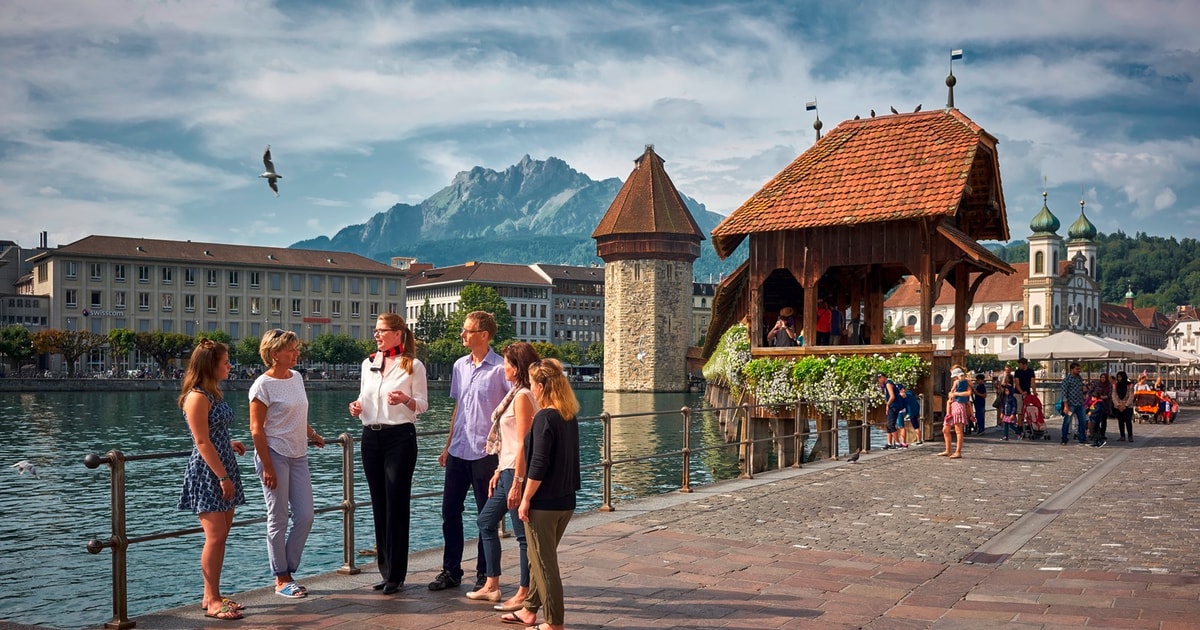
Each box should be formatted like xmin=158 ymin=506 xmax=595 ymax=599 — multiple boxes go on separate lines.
xmin=12 ymin=460 xmax=40 ymax=479
xmin=260 ymin=145 xmax=282 ymax=196
xmin=913 ymin=104 xmax=922 ymax=112
xmin=635 ymin=335 xmax=647 ymax=364
xmin=890 ymin=106 xmax=899 ymax=115
xmin=847 ymin=449 xmax=861 ymax=464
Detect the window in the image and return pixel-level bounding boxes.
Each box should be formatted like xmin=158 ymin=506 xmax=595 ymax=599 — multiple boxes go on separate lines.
xmin=979 ymin=337 xmax=989 ymax=347
xmin=330 ymin=277 xmax=342 ymax=293
xmin=184 ymin=294 xmax=195 ymax=312
xmin=269 ymin=273 xmax=282 ymax=291
xmin=933 ymin=314 xmax=944 ymax=325
xmin=161 ymin=267 xmax=173 ymax=284
xmin=351 ymin=301 xmax=361 ymax=318
xmin=184 ymin=268 xmax=195 ymax=285
xmin=331 ymin=300 xmax=342 ymax=316
xmin=290 ymin=274 xmax=303 ymax=292
xmin=207 ymin=295 xmax=218 ymax=313
xmin=521 ymin=304 xmax=527 ymax=317
xmin=1009 ymin=336 xmax=1019 ymax=347
xmin=349 ymin=278 xmax=361 ymax=294
xmin=90 ymin=263 xmax=103 ymax=280
xmin=66 ymin=261 xmax=77 ymax=279
xmin=228 ymin=296 xmax=239 ymax=314
xmin=1033 ymin=305 xmax=1042 ymax=325
xmin=1034 ymin=251 xmax=1045 ymax=274
xmin=987 ymin=311 xmax=999 ymax=323
xmin=291 ymin=299 xmax=302 ymax=316
xmin=906 ymin=315 xmax=917 ymax=326
xmin=310 ymin=275 xmax=322 ymax=292
xmin=271 ymin=297 xmax=282 ymax=315
xmin=207 ymin=270 xmax=218 ymax=286
xmin=369 ymin=302 xmax=379 ymax=317
xmin=114 ymin=264 xmax=126 ymax=282
xmin=250 ymin=297 xmax=260 ymax=315
xmin=520 ymin=321 xmax=527 ymax=335
xmin=387 ymin=302 xmax=397 ymax=314
xmin=138 ymin=293 xmax=150 ymax=311
xmin=368 ymin=279 xmax=380 ymax=295
xmin=161 ymin=293 xmax=172 ymax=311
xmin=90 ymin=291 xmax=103 ymax=308
xmin=137 ymin=266 xmax=150 ymax=283
xmin=311 ymin=299 xmax=322 ymax=315
xmin=115 ymin=291 xmax=126 ymax=310
xmin=228 ymin=271 xmax=239 ymax=287
xmin=387 ymin=279 xmax=399 ymax=296
xmin=249 ymin=271 xmax=261 ymax=288
xmin=540 ymin=304 xmax=546 ymax=318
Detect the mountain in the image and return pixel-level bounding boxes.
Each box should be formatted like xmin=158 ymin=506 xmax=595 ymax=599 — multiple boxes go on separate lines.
xmin=291 ymin=155 xmax=744 ymax=281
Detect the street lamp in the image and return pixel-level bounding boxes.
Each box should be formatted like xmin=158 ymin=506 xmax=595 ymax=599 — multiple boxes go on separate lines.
xmin=1171 ymin=330 xmax=1183 ymax=350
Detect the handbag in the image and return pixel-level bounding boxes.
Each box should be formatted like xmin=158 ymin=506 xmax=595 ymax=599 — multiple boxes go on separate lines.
xmin=1054 ymin=399 xmax=1064 ymax=416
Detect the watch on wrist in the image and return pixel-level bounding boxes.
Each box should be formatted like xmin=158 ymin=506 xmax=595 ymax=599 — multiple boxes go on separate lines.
xmin=515 ymin=476 xmax=525 ymax=483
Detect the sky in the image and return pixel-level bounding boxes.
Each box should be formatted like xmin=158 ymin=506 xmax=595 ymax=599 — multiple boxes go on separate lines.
xmin=1 ymin=0 xmax=1198 ymax=253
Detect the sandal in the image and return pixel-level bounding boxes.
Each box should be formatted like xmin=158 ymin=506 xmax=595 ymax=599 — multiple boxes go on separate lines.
xmin=276 ymin=581 xmax=307 ymax=598
xmin=937 ymin=451 xmax=950 ymax=457
xmin=201 ymin=598 xmax=244 ymax=612
xmin=949 ymin=453 xmax=962 ymax=459
xmin=500 ymin=611 xmax=536 ymax=626
xmin=205 ymin=602 xmax=244 ymax=621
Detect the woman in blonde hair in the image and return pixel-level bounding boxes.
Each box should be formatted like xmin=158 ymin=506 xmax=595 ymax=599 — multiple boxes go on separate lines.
xmin=249 ymin=329 xmax=325 ymax=599
xmin=498 ymin=358 xmax=579 ymax=630
xmin=349 ymin=313 xmax=427 ymax=595
xmin=177 ymin=339 xmax=247 ymax=620
xmin=941 ymin=364 xmax=970 ymax=459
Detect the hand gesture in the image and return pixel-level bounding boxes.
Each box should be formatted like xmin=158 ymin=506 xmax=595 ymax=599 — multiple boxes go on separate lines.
xmin=230 ymin=440 xmax=247 ymax=456
xmin=348 ymin=400 xmax=363 ymax=417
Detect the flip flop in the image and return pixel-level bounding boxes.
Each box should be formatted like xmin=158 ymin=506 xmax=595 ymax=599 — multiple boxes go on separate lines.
xmin=500 ymin=612 xmax=536 ymax=626
xmin=204 ymin=602 xmax=244 ymax=621
xmin=200 ymin=598 xmax=244 ymax=612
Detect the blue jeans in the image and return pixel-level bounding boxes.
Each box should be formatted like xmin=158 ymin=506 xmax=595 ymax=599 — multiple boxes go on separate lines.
xmin=441 ymin=453 xmax=498 ymax=579
xmin=477 ymin=468 xmax=529 ymax=586
xmin=973 ymin=399 xmax=986 ymax=433
xmin=1061 ymin=404 xmax=1086 ymax=443
xmin=255 ymin=449 xmax=314 ymax=579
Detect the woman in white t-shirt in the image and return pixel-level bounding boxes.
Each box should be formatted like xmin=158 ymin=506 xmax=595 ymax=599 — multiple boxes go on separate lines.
xmin=249 ymin=329 xmax=325 ymax=599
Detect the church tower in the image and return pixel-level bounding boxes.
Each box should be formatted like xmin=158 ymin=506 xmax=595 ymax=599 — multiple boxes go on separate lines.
xmin=592 ymin=145 xmax=704 ymax=392
xmin=1066 ymin=197 xmax=1098 ymax=281
xmin=1065 ymin=196 xmax=1100 ymax=331
xmin=1024 ymin=191 xmax=1062 ymax=339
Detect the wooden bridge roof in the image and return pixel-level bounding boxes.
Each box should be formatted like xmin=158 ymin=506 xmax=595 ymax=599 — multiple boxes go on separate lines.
xmin=711 ymin=108 xmax=1009 ymax=258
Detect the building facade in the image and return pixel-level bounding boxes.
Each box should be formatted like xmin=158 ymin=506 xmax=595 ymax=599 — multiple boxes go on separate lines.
xmin=405 ymin=261 xmax=554 ymax=343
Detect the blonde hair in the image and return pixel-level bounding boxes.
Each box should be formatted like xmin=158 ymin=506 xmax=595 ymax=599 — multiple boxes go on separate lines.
xmin=377 ymin=312 xmax=417 ymax=374
xmin=259 ymin=328 xmax=299 ymax=366
xmin=529 ymin=358 xmax=580 ymax=420
xmin=178 ymin=339 xmax=227 ymax=407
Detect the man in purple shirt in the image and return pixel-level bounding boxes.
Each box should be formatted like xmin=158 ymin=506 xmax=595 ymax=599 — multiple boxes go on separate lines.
xmin=429 ymin=311 xmax=510 ymax=592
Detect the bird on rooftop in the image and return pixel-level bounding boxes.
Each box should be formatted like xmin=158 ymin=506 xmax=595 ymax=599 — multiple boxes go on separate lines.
xmin=913 ymin=104 xmax=922 ymax=112
xmin=890 ymin=106 xmax=899 ymax=115
xmin=12 ymin=460 xmax=40 ymax=479
xmin=847 ymin=449 xmax=861 ymax=463
xmin=260 ymin=145 xmax=282 ymax=197
xmin=854 ymin=115 xmax=861 ymax=120
xmin=870 ymin=109 xmax=876 ymax=118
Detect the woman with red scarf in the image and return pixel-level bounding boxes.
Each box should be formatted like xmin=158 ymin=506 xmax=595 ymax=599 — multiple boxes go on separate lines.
xmin=349 ymin=313 xmax=428 ymax=595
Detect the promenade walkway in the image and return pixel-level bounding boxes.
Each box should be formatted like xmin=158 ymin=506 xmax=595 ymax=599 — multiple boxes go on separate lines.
xmin=85 ymin=412 xmax=1200 ymax=629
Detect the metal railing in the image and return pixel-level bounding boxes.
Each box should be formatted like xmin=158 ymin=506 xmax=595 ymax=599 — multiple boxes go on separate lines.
xmin=82 ymin=394 xmax=879 ymax=629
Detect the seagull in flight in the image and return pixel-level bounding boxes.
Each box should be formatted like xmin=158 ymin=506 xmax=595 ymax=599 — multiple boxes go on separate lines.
xmin=12 ymin=460 xmax=40 ymax=479
xmin=261 ymin=145 xmax=282 ymax=196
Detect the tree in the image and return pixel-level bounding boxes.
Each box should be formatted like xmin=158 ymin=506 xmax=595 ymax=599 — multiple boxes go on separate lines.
xmin=425 ymin=337 xmax=465 ymax=371
xmin=414 ymin=298 xmax=447 ymax=343
xmin=532 ymin=341 xmax=561 ymax=361
xmin=230 ymin=335 xmax=263 ymax=369
xmin=584 ymin=341 xmax=604 ymax=365
xmin=557 ymin=341 xmax=583 ymax=366
xmin=308 ymin=333 xmax=370 ymax=376
xmin=443 ymin=285 xmax=516 ymax=345
xmin=0 ymin=325 xmax=37 ymax=374
xmin=882 ymin=318 xmax=906 ymax=345
xmin=195 ymin=329 xmax=232 ymax=345
xmin=134 ymin=331 xmax=195 ymax=375
xmin=33 ymin=329 xmax=105 ymax=376
xmin=107 ymin=328 xmax=138 ymax=372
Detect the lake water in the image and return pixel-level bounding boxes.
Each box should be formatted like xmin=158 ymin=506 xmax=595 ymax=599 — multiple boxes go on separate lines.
xmin=0 ymin=387 xmax=756 ymax=629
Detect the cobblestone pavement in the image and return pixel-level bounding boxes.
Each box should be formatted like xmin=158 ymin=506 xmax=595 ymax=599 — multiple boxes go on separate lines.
xmin=119 ymin=411 xmax=1199 ymax=630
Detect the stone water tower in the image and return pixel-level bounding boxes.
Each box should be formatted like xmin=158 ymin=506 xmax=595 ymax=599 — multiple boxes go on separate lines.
xmin=592 ymin=145 xmax=704 ymax=392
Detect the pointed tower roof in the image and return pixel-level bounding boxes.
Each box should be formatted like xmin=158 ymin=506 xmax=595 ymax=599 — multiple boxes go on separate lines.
xmin=1030 ymin=190 xmax=1061 ymax=235
xmin=1068 ymin=197 xmax=1097 ymax=241
xmin=593 ymin=145 xmax=704 ymax=262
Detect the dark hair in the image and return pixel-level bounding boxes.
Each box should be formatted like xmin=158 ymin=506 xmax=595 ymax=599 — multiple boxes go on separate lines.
xmin=466 ymin=310 xmax=498 ymax=339
xmin=1069 ymin=362 xmax=1080 ymax=370
xmin=502 ymin=341 xmax=540 ymax=389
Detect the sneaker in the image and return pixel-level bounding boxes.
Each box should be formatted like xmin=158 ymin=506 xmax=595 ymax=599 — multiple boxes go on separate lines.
xmin=1003 ymin=437 xmax=1009 ymax=441
xmin=882 ymin=444 xmax=893 ymax=450
xmin=1098 ymin=440 xmax=1106 ymax=447
xmin=428 ymin=570 xmax=462 ymax=591
xmin=900 ymin=443 xmax=909 ymax=449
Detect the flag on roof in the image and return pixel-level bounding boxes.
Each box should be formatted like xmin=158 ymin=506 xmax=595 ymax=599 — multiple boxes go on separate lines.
xmin=805 ymin=101 xmax=817 ymax=111
xmin=951 ymin=49 xmax=963 ymax=60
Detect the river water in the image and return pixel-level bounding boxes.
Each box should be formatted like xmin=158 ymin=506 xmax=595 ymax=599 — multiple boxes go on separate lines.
xmin=1 ymin=387 xmax=759 ymax=629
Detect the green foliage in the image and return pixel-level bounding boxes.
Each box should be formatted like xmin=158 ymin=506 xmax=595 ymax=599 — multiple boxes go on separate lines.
xmin=33 ymin=329 xmax=106 ymax=376
xmin=584 ymin=341 xmax=604 ymax=365
xmin=230 ymin=336 xmax=262 ymax=368
xmin=308 ymin=333 xmax=369 ymax=375
xmin=702 ymin=323 xmax=751 ymax=396
xmin=443 ymin=284 xmax=517 ymax=345
xmin=743 ymin=358 xmax=803 ymax=407
xmin=195 ymin=329 xmax=232 ymax=345
xmin=882 ymin=318 xmax=906 ymax=344
xmin=531 ymin=341 xmax=560 ymax=360
xmin=134 ymin=332 xmax=195 ymax=375
xmin=425 ymin=337 xmax=465 ymax=368
xmin=107 ymin=328 xmax=138 ymax=370
xmin=557 ymin=341 xmax=583 ymax=365
xmin=414 ymin=298 xmax=447 ymax=343
xmin=0 ymin=325 xmax=37 ymax=372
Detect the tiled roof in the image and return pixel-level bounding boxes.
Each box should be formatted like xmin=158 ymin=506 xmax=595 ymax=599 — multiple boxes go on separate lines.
xmin=1101 ymin=303 xmax=1143 ymax=328
xmin=30 ymin=235 xmax=399 ymax=273
xmin=712 ymin=109 xmax=1005 ymax=256
xmin=592 ymin=146 xmax=705 ymax=240
xmin=885 ymin=263 xmax=1031 ymax=308
xmin=1134 ymin=307 xmax=1172 ymax=331
xmin=408 ymin=261 xmax=550 ymax=288
xmin=900 ymin=321 xmax=1023 ymax=337
xmin=531 ymin=264 xmax=605 ymax=283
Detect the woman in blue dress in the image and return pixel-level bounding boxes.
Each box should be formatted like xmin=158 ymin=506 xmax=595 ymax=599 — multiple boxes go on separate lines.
xmin=177 ymin=339 xmax=247 ymax=621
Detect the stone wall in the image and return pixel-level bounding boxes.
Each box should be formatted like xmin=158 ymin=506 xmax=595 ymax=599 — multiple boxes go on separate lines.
xmin=603 ymin=258 xmax=692 ymax=392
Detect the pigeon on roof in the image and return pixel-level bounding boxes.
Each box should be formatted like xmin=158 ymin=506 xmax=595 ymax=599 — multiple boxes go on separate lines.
xmin=261 ymin=145 xmax=282 ymax=197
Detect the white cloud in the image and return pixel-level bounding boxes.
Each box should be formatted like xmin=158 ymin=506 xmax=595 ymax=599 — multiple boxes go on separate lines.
xmin=306 ymin=197 xmax=348 ymax=208
xmin=363 ymin=191 xmax=403 ymax=210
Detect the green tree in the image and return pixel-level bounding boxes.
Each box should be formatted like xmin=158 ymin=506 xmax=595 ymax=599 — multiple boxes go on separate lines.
xmin=557 ymin=341 xmax=582 ymax=365
xmin=134 ymin=331 xmax=195 ymax=375
xmin=882 ymin=318 xmax=906 ymax=345
xmin=107 ymin=328 xmax=138 ymax=373
xmin=0 ymin=325 xmax=37 ymax=374
xmin=584 ymin=341 xmax=604 ymax=365
xmin=33 ymin=329 xmax=105 ymax=376
xmin=195 ymin=329 xmax=232 ymax=345
xmin=425 ymin=337 xmax=466 ymax=374
xmin=443 ymin=284 xmax=516 ymax=345
xmin=532 ymin=341 xmax=561 ymax=360
xmin=308 ymin=333 xmax=370 ymax=376
xmin=231 ymin=335 xmax=263 ymax=369
xmin=414 ymin=298 xmax=448 ymax=343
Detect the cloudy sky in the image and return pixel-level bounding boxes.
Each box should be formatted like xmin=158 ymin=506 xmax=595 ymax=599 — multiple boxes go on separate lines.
xmin=1 ymin=0 xmax=1197 ymax=253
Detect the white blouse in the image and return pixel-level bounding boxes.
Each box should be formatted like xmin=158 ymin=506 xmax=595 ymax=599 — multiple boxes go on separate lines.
xmin=355 ymin=356 xmax=429 ymax=426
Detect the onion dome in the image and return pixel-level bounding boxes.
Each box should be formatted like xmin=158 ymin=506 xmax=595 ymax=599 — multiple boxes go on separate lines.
xmin=1067 ymin=198 xmax=1097 ymax=241
xmin=1030 ymin=191 xmax=1060 ymax=235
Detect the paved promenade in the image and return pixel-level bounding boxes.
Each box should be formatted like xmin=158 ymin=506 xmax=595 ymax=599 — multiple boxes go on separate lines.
xmin=68 ymin=411 xmax=1200 ymax=629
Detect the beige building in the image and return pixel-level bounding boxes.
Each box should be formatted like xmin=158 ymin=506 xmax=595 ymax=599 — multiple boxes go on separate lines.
xmin=405 ymin=261 xmax=554 ymax=343
xmin=24 ymin=235 xmax=406 ymax=372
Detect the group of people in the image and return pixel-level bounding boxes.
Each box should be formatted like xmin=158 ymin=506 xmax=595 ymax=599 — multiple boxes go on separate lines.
xmin=766 ymin=299 xmax=849 ymax=347
xmin=177 ymin=310 xmax=580 ymax=629
xmin=1061 ymin=367 xmax=1177 ymax=447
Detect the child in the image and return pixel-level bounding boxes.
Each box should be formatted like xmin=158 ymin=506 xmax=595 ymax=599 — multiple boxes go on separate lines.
xmin=1086 ymin=389 xmax=1107 ymax=447
xmin=1000 ymin=382 xmax=1019 ymax=440
xmin=904 ymin=384 xmax=922 ymax=446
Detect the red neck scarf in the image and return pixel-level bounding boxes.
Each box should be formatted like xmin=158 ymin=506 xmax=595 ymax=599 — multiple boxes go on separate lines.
xmin=370 ymin=344 xmax=404 ymax=360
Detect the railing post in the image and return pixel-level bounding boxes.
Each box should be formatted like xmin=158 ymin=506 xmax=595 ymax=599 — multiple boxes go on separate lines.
xmin=862 ymin=398 xmax=871 ymax=451
xmin=740 ymin=402 xmax=754 ymax=479
xmin=102 ymin=450 xmax=134 ymax=629
xmin=679 ymin=406 xmax=693 ymax=493
xmin=336 ymin=433 xmax=361 ymax=575
xmin=792 ymin=399 xmax=803 ymax=468
xmin=831 ymin=399 xmax=840 ymax=460
xmin=600 ymin=412 xmax=614 ymax=511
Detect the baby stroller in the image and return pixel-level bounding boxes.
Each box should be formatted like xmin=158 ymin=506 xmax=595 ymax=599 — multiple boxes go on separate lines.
xmin=1134 ymin=391 xmax=1164 ymax=424
xmin=1021 ymin=393 xmax=1050 ymax=440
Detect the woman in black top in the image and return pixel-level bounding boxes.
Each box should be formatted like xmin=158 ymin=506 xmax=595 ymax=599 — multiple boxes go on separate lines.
xmin=499 ymin=358 xmax=580 ymax=630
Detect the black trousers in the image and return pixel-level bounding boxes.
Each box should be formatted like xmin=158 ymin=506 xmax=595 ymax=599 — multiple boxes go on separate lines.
xmin=361 ymin=424 xmax=417 ymax=584
xmin=1116 ymin=406 xmax=1134 ymax=439
xmin=440 ymin=453 xmax=498 ymax=579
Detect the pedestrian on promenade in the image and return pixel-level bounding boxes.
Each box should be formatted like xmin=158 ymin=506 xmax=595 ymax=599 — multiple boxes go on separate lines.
xmin=1096 ymin=372 xmax=1113 ymax=442
xmin=940 ymin=365 xmax=970 ymax=458
xmin=431 ymin=311 xmax=509 ymax=592
xmin=249 ymin=329 xmax=325 ymax=599
xmin=898 ymin=383 xmax=922 ymax=446
xmin=1086 ymin=386 xmax=1108 ymax=447
xmin=499 ymin=358 xmax=580 ymax=630
xmin=350 ymin=313 xmax=428 ymax=595
xmin=1134 ymin=373 xmax=1152 ymax=392
xmin=971 ymin=373 xmax=988 ymax=435
xmin=876 ymin=372 xmax=906 ymax=449
xmin=1014 ymin=358 xmax=1036 ymax=432
xmin=815 ymin=299 xmax=832 ymax=345
xmin=472 ymin=341 xmax=540 ymax=610
xmin=1000 ymin=380 xmax=1020 ymax=441
xmin=1060 ymin=362 xmax=1086 ymax=444
xmin=177 ymin=340 xmax=247 ymax=621
xmin=1112 ymin=371 xmax=1135 ymax=442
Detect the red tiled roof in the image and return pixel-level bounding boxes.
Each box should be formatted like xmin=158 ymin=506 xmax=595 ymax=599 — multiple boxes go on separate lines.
xmin=1134 ymin=307 xmax=1172 ymax=331
xmin=407 ymin=261 xmax=550 ymax=288
xmin=1101 ymin=303 xmax=1143 ymax=328
xmin=592 ymin=145 xmax=705 ymax=240
xmin=885 ymin=263 xmax=1031 ymax=308
xmin=712 ymin=109 xmax=1004 ymax=255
